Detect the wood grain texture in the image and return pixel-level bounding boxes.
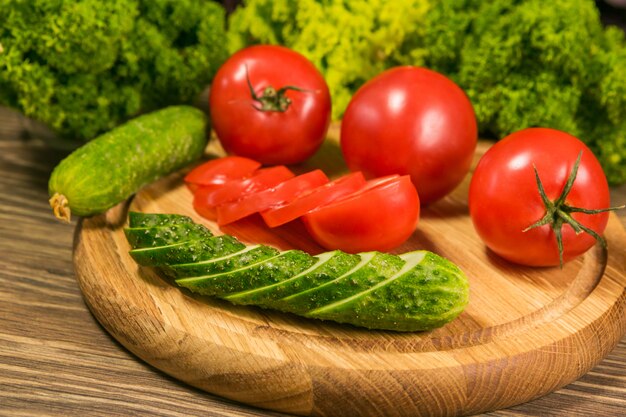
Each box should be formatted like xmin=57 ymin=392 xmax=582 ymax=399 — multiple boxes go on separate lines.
xmin=72 ymin=131 xmax=626 ymax=416
xmin=1 ymin=105 xmax=626 ymax=417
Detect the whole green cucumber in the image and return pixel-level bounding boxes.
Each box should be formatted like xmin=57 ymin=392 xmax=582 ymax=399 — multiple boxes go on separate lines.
xmin=49 ymin=106 xmax=208 ymax=222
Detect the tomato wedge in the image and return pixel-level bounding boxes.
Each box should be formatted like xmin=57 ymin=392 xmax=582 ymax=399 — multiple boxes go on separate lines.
xmin=302 ymin=175 xmax=420 ymax=253
xmin=193 ymin=199 xmax=219 ymax=222
xmin=185 ymin=156 xmax=261 ymax=192
xmin=261 ymin=171 xmax=367 ymax=228
xmin=193 ymin=166 xmax=294 ymax=221
xmin=216 ymin=170 xmax=329 ymax=225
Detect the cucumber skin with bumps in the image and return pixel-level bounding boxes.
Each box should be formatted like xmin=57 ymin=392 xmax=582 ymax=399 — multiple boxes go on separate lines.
xmin=129 ymin=235 xmax=245 ymax=267
xmin=129 ymin=212 xmax=195 ymax=229
xmin=308 ymin=252 xmax=470 ymax=331
xmin=125 ymin=213 xmax=470 ymax=332
xmin=224 ymin=251 xmax=361 ymax=306
xmin=124 ymin=223 xmax=213 ymax=249
xmin=274 ymin=252 xmax=404 ymax=315
xmin=167 ymin=245 xmax=280 ymax=279
xmin=176 ymin=250 xmax=316 ymax=297
xmin=48 ymin=106 xmax=208 ymax=220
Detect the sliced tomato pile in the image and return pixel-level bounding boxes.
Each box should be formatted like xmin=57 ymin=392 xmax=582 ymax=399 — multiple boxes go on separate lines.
xmin=192 ymin=165 xmax=294 ymax=221
xmin=261 ymin=171 xmax=366 ymax=228
xmin=187 ymin=156 xmax=420 ymax=252
xmin=216 ymin=169 xmax=329 ymax=225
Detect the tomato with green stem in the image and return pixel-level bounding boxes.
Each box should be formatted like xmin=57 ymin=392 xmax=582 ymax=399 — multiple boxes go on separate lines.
xmin=469 ymin=128 xmax=623 ymax=267
xmin=209 ymin=45 xmax=331 ymax=165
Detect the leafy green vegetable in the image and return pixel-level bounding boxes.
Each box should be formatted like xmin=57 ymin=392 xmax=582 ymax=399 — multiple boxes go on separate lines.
xmin=228 ymin=0 xmax=626 ymax=184
xmin=0 ymin=0 xmax=227 ymax=143
xmin=425 ymin=0 xmax=626 ymax=185
xmin=125 ymin=213 xmax=470 ymax=332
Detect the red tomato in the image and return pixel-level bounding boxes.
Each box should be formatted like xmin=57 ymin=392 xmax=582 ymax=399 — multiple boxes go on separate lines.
xmin=216 ymin=170 xmax=329 ymax=225
xmin=184 ymin=156 xmax=261 ymax=192
xmin=210 ymin=45 xmax=332 ymax=165
xmin=469 ymin=128 xmax=615 ymax=267
xmin=261 ymin=172 xmax=367 ymax=228
xmin=193 ymin=166 xmax=294 ymax=221
xmin=303 ymin=175 xmax=420 ymax=253
xmin=340 ymin=66 xmax=477 ymax=204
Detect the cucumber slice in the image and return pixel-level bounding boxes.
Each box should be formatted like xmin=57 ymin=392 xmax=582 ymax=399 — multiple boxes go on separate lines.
xmin=225 ymin=251 xmax=360 ymax=307
xmin=129 ymin=235 xmax=245 ymax=267
xmin=308 ymin=251 xmax=470 ymax=331
xmin=128 ymin=212 xmax=193 ymax=229
xmin=124 ymin=223 xmax=213 ymax=249
xmin=175 ymin=250 xmax=316 ymax=297
xmin=273 ymin=252 xmax=404 ymax=315
xmin=165 ymin=245 xmax=280 ymax=278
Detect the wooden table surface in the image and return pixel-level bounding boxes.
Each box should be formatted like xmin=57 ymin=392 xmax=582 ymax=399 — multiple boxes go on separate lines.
xmin=1 ymin=106 xmax=625 ymax=417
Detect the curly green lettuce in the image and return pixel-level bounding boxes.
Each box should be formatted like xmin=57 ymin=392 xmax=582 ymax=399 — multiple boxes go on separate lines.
xmin=423 ymin=0 xmax=626 ymax=184
xmin=0 ymin=0 xmax=227 ymax=143
xmin=227 ymin=0 xmax=431 ymax=119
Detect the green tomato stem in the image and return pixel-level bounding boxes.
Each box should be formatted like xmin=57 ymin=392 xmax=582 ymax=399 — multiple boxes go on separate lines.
xmin=523 ymin=151 xmax=624 ymax=267
xmin=245 ymin=65 xmax=307 ymax=112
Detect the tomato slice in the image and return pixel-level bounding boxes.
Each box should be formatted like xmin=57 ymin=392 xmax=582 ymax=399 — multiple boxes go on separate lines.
xmin=185 ymin=156 xmax=261 ymax=192
xmin=193 ymin=166 xmax=294 ymax=221
xmin=193 ymin=199 xmax=219 ymax=222
xmin=261 ymin=171 xmax=367 ymax=228
xmin=302 ymin=175 xmax=420 ymax=253
xmin=216 ymin=169 xmax=329 ymax=225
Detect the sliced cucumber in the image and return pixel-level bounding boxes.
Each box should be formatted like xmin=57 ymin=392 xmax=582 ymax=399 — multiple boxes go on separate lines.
xmin=274 ymin=252 xmax=404 ymax=315
xmin=176 ymin=250 xmax=316 ymax=297
xmin=124 ymin=223 xmax=212 ymax=249
xmin=124 ymin=212 xmax=470 ymax=332
xmin=129 ymin=235 xmax=245 ymax=267
xmin=224 ymin=250 xmax=360 ymax=306
xmin=165 ymin=245 xmax=280 ymax=278
xmin=128 ymin=212 xmax=194 ymax=229
xmin=307 ymin=251 xmax=470 ymax=331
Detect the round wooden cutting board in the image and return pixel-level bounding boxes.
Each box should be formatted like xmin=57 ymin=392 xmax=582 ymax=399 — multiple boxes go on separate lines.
xmin=73 ymin=141 xmax=626 ymax=417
